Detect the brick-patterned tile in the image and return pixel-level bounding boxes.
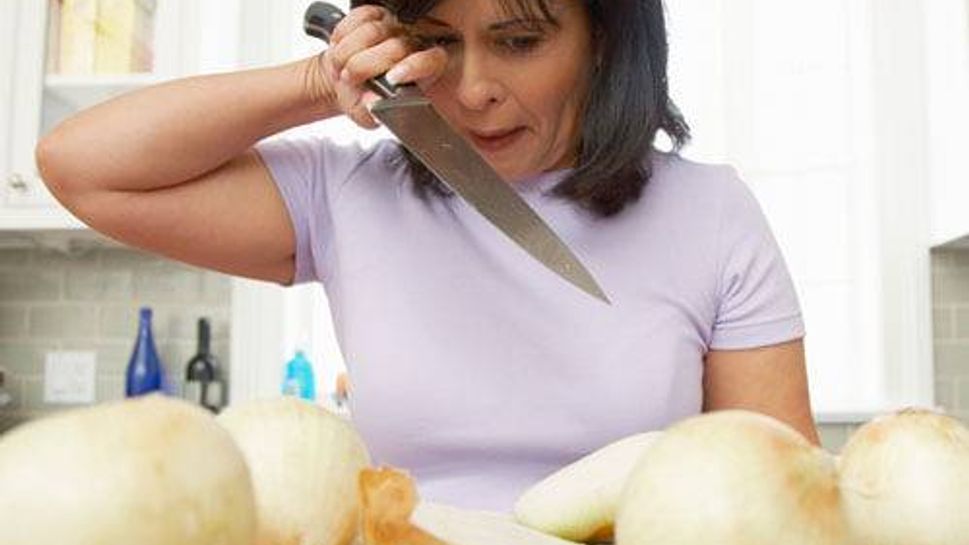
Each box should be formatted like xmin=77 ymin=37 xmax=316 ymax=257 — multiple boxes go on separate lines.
xmin=65 ymin=269 xmax=134 ymax=302
xmin=0 ymin=342 xmax=60 ymax=374
xmin=934 ymin=343 xmax=969 ymax=378
xmin=0 ymin=249 xmax=33 ymax=269
xmin=29 ymin=305 xmax=98 ymax=339
xmin=954 ymin=307 xmax=969 ymax=340
xmin=60 ymin=341 xmax=133 ymax=375
xmin=0 ymin=306 xmax=28 ymax=339
xmin=202 ymin=272 xmax=232 ymax=304
xmin=934 ymin=307 xmax=954 ymax=340
xmin=934 ymin=269 xmax=969 ymax=304
xmin=956 ymin=377 xmax=969 ymax=414
xmin=0 ymin=270 xmax=61 ymax=302
xmin=949 ymin=250 xmax=969 ymax=270
xmin=33 ymin=248 xmax=98 ymax=269
xmin=934 ymin=378 xmax=957 ymax=413
xmin=2 ymin=247 xmax=232 ymax=419
xmin=100 ymin=248 xmax=164 ymax=269
xmin=133 ymin=269 xmax=206 ymax=304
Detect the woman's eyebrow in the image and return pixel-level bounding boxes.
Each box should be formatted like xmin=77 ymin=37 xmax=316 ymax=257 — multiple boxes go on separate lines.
xmin=415 ymin=15 xmax=452 ymax=28
xmin=488 ymin=18 xmax=550 ymax=31
xmin=416 ymin=15 xmax=551 ymax=31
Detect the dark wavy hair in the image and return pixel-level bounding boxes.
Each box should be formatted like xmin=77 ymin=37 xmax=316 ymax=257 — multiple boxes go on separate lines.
xmin=351 ymin=0 xmax=690 ymax=217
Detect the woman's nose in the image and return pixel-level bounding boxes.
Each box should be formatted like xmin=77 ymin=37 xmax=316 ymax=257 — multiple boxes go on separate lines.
xmin=453 ymin=53 xmax=506 ymax=111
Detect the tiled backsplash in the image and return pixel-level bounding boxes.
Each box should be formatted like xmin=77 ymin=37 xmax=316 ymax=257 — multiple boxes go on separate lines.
xmin=817 ymin=248 xmax=969 ymax=451
xmin=0 ymin=243 xmax=232 ymax=426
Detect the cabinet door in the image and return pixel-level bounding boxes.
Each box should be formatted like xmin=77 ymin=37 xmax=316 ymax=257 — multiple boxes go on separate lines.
xmin=1 ymin=0 xmax=240 ymax=230
xmin=2 ymin=0 xmax=70 ymax=227
xmin=0 ymin=2 xmax=15 ymax=187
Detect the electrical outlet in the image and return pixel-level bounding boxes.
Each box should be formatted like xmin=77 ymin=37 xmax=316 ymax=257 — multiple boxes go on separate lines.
xmin=44 ymin=351 xmax=97 ymax=405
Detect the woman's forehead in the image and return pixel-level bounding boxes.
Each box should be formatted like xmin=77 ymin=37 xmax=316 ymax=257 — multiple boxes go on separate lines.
xmin=394 ymin=0 xmax=565 ymax=22
xmin=494 ymin=0 xmax=561 ymax=19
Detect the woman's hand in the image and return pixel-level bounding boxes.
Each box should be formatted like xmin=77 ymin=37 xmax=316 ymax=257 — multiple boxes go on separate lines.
xmin=318 ymin=5 xmax=449 ymax=129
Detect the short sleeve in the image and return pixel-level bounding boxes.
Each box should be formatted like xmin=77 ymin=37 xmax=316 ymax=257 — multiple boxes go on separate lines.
xmin=710 ymin=170 xmax=805 ymax=350
xmin=255 ymin=135 xmax=371 ymax=285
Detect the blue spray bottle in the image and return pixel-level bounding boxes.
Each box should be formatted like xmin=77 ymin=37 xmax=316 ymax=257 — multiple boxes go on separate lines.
xmin=281 ymin=350 xmax=316 ymax=401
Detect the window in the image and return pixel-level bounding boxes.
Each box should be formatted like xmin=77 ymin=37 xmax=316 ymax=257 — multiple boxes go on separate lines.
xmin=665 ymin=0 xmax=934 ymax=418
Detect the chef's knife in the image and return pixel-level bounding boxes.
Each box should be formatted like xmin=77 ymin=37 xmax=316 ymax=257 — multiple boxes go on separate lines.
xmin=304 ymin=2 xmax=610 ymax=304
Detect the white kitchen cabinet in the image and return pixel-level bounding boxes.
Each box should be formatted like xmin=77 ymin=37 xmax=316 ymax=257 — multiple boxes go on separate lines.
xmin=0 ymin=0 xmax=241 ymax=230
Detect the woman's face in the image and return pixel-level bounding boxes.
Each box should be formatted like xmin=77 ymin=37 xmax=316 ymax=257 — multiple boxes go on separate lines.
xmin=411 ymin=0 xmax=595 ymax=182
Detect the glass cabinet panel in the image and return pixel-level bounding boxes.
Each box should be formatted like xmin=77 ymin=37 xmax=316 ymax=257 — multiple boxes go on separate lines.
xmin=2 ymin=0 xmax=239 ymax=228
xmin=41 ymin=1 xmax=162 ymax=145
xmin=46 ymin=0 xmax=157 ymax=77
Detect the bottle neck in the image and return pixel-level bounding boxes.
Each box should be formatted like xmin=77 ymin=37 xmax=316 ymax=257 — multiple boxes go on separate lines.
xmin=138 ymin=309 xmax=154 ymax=345
xmin=196 ymin=319 xmax=211 ymax=356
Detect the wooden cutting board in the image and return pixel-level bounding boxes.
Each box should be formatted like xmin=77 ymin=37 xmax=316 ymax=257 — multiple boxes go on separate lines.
xmin=412 ymin=502 xmax=581 ymax=545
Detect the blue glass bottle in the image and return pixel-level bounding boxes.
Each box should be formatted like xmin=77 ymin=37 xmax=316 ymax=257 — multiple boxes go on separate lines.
xmin=281 ymin=350 xmax=316 ymax=401
xmin=125 ymin=307 xmax=165 ymax=397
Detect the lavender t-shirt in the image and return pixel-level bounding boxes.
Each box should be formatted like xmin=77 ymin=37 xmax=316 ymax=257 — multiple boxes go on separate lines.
xmin=256 ymin=136 xmax=804 ymax=512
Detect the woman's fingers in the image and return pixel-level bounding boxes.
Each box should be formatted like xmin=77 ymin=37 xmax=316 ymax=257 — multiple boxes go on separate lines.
xmin=329 ymin=4 xmax=388 ymax=45
xmin=346 ymin=90 xmax=383 ymax=129
xmin=328 ymin=20 xmax=399 ymax=74
xmin=391 ymin=46 xmax=450 ymax=87
xmin=340 ymin=36 xmax=413 ymax=86
xmin=320 ymin=5 xmax=451 ymax=130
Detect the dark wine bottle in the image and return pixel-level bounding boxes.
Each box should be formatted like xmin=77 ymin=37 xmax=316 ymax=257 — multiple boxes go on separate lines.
xmin=184 ymin=318 xmax=224 ymax=412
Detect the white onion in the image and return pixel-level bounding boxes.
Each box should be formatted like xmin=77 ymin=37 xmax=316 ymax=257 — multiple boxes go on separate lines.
xmin=0 ymin=395 xmax=256 ymax=545
xmin=616 ymin=410 xmax=850 ymax=545
xmin=217 ymin=397 xmax=371 ymax=545
xmin=838 ymin=408 xmax=969 ymax=545
xmin=514 ymin=432 xmax=663 ymax=541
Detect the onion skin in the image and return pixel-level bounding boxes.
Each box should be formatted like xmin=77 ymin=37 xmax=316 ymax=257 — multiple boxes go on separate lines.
xmin=358 ymin=467 xmax=449 ymax=545
xmin=217 ymin=397 xmax=371 ymax=545
xmin=615 ymin=410 xmax=851 ymax=545
xmin=514 ymin=432 xmax=663 ymax=541
xmin=838 ymin=408 xmax=969 ymax=545
xmin=0 ymin=395 xmax=257 ymax=545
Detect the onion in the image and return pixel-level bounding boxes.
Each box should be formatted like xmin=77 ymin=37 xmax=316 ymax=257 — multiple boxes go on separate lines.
xmin=217 ymin=397 xmax=371 ymax=545
xmin=514 ymin=431 xmax=663 ymax=541
xmin=615 ymin=410 xmax=850 ymax=545
xmin=0 ymin=395 xmax=256 ymax=545
xmin=838 ymin=408 xmax=969 ymax=545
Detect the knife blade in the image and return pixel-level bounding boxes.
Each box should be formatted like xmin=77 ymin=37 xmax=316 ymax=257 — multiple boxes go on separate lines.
xmin=304 ymin=2 xmax=610 ymax=304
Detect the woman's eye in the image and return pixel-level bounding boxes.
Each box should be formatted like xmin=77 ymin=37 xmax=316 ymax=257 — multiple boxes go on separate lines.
xmin=497 ymin=35 xmax=543 ymax=53
xmin=414 ymin=35 xmax=459 ymax=49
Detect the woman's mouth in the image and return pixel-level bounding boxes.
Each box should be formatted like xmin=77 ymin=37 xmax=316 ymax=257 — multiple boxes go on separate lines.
xmin=467 ymin=127 xmax=526 ymax=153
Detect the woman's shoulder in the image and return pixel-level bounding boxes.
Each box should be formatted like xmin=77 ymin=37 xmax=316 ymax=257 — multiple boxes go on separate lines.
xmin=256 ymin=134 xmax=405 ymax=191
xmin=645 ymin=151 xmax=755 ymax=207
xmin=259 ymin=133 xmax=397 ymax=166
xmin=649 ymin=151 xmax=742 ymax=187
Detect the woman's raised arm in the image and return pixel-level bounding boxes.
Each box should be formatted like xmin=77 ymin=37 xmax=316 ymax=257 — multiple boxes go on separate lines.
xmin=36 ymin=57 xmax=336 ymax=284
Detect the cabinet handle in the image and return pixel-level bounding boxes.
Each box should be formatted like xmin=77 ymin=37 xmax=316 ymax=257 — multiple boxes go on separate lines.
xmin=7 ymin=173 xmax=28 ymax=192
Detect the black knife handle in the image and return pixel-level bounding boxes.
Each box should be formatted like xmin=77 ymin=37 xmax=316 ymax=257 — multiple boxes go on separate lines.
xmin=304 ymin=1 xmax=403 ymax=99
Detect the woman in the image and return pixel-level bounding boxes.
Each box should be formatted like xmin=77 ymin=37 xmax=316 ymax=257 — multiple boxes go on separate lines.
xmin=37 ymin=0 xmax=819 ymax=512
